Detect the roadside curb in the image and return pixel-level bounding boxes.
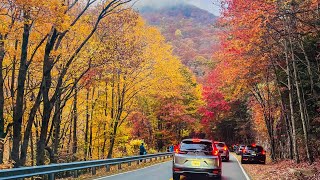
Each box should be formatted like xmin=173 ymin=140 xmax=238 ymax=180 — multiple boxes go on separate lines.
xmin=231 ymin=153 xmax=251 ymax=180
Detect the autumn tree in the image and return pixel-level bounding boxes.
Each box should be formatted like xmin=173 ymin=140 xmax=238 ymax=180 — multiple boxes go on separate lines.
xmin=211 ymin=0 xmax=320 ymax=163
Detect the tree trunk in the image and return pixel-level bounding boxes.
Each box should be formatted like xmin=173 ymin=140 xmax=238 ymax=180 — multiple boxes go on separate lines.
xmin=20 ymin=91 xmax=42 ymax=166
xmin=107 ymin=73 xmax=115 ymax=159
xmin=52 ymin=95 xmax=62 ymax=162
xmin=272 ymin=60 xmax=293 ymax=159
xmin=12 ymin=18 xmax=31 ymax=167
xmin=84 ymin=88 xmax=90 ymax=160
xmin=68 ymin=117 xmax=72 ymax=154
xmin=107 ymin=122 xmax=118 ymax=159
xmin=102 ymin=82 xmax=108 ymax=158
xmin=290 ymin=41 xmax=313 ymax=163
xmin=101 ymin=122 xmax=107 ymax=158
xmin=286 ymin=46 xmax=299 ymax=163
xmin=0 ymin=34 xmax=5 ymax=163
xmin=10 ymin=40 xmax=18 ymax=104
xmin=36 ymin=29 xmax=58 ymax=166
xmin=89 ymin=120 xmax=93 ymax=159
xmin=89 ymin=87 xmax=95 ymax=159
xmin=288 ymin=0 xmax=313 ymax=164
xmin=30 ymin=130 xmax=34 ymax=166
xmin=72 ymin=82 xmax=78 ymax=157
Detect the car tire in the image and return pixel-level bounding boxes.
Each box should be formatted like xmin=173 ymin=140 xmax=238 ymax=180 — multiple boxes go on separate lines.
xmin=173 ymin=173 xmax=180 ymax=180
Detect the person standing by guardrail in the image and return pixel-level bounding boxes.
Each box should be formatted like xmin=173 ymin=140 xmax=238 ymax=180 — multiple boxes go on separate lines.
xmin=169 ymin=145 xmax=174 ymax=152
xmin=140 ymin=143 xmax=147 ymax=155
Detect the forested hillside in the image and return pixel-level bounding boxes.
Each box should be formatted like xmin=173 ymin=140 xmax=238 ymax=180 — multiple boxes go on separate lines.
xmin=140 ymin=4 xmax=218 ymax=81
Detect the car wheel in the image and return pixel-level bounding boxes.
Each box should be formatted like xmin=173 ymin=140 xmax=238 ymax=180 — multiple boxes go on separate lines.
xmin=226 ymin=156 xmax=230 ymax=162
xmin=173 ymin=173 xmax=180 ymax=180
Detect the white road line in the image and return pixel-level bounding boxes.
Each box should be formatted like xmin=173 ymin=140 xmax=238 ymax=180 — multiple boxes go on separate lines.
xmin=94 ymin=161 xmax=171 ymax=180
xmin=231 ymin=154 xmax=250 ymax=180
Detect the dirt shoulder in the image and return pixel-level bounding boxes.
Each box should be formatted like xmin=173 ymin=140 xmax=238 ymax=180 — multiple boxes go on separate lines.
xmin=232 ymin=153 xmax=320 ymax=180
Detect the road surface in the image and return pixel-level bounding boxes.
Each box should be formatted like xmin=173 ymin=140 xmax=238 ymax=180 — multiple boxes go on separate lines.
xmin=96 ymin=154 xmax=249 ymax=180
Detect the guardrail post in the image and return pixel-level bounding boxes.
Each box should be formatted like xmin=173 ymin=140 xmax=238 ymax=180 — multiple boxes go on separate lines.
xmin=118 ymin=163 xmax=122 ymax=170
xmin=105 ymin=165 xmax=110 ymax=172
xmin=128 ymin=161 xmax=131 ymax=166
xmin=92 ymin=167 xmax=96 ymax=175
xmin=48 ymin=173 xmax=55 ymax=180
xmin=143 ymin=159 xmax=146 ymax=163
xmin=73 ymin=170 xmax=78 ymax=178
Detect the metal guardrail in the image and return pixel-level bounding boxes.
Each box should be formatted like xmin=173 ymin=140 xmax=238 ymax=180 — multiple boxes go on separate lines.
xmin=0 ymin=152 xmax=173 ymax=180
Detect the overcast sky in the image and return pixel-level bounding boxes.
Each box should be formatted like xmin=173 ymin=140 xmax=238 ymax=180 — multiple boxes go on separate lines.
xmin=133 ymin=0 xmax=221 ymax=16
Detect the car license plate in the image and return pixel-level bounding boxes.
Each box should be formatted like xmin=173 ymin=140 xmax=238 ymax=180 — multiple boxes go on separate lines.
xmin=191 ymin=161 xmax=201 ymax=166
xmin=252 ymin=151 xmax=256 ymax=156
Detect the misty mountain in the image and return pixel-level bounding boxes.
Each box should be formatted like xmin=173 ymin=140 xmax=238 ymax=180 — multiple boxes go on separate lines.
xmin=134 ymin=0 xmax=219 ymax=16
xmin=139 ymin=4 xmax=218 ymax=80
xmin=140 ymin=4 xmax=216 ymax=25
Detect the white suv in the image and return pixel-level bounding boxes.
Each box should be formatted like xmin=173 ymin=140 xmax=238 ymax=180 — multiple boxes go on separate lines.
xmin=173 ymin=139 xmax=222 ymax=180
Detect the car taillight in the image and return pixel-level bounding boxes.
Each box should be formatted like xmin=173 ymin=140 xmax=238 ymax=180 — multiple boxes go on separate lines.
xmin=212 ymin=148 xmax=219 ymax=156
xmin=213 ymin=170 xmax=220 ymax=174
xmin=178 ymin=150 xmax=187 ymax=154
xmin=174 ymin=147 xmax=187 ymax=154
xmin=262 ymin=150 xmax=266 ymax=155
xmin=242 ymin=149 xmax=246 ymax=153
xmin=173 ymin=168 xmax=181 ymax=171
xmin=224 ymin=146 xmax=227 ymax=151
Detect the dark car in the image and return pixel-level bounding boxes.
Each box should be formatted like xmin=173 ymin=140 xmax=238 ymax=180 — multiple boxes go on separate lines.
xmin=235 ymin=144 xmax=245 ymax=155
xmin=214 ymin=141 xmax=229 ymax=161
xmin=241 ymin=144 xmax=266 ymax=164
xmin=173 ymin=139 xmax=222 ymax=180
xmin=232 ymin=144 xmax=238 ymax=152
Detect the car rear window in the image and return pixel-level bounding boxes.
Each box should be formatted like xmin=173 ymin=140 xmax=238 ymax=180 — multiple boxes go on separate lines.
xmin=180 ymin=141 xmax=213 ymax=151
xmin=246 ymin=146 xmax=263 ymax=152
xmin=214 ymin=143 xmax=225 ymax=147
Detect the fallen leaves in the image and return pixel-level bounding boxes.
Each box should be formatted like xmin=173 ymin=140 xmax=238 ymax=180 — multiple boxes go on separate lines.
xmin=243 ymin=158 xmax=320 ymax=180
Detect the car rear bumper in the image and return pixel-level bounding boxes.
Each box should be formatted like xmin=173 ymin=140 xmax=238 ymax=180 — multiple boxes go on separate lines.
xmin=173 ymin=166 xmax=222 ymax=177
xmin=242 ymin=155 xmax=266 ymax=162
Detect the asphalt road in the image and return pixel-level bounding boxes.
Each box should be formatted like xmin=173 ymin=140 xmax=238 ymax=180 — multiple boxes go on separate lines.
xmin=96 ymin=154 xmax=249 ymax=180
